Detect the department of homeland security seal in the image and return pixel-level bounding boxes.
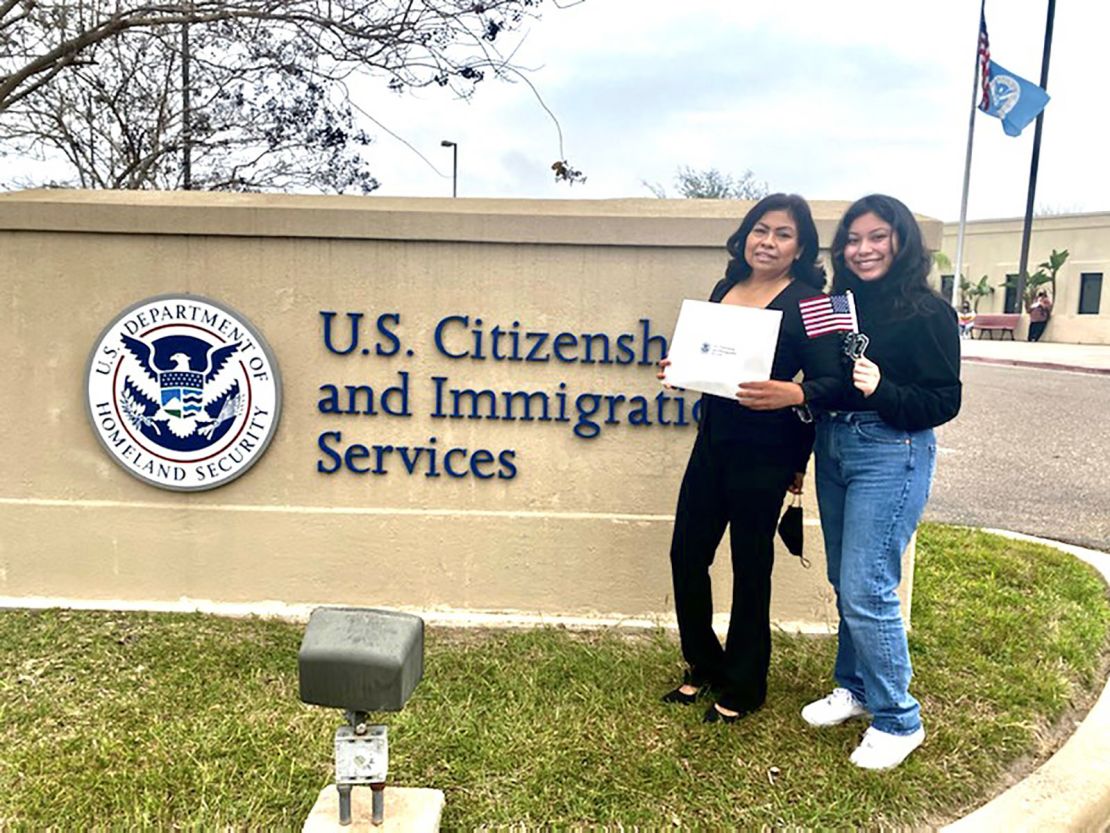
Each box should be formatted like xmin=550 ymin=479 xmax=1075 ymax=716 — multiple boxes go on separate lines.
xmin=85 ymin=295 xmax=281 ymax=491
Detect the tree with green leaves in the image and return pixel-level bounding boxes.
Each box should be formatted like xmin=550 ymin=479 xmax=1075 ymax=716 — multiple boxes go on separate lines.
xmin=965 ymin=275 xmax=995 ymax=312
xmin=644 ymin=166 xmax=768 ymax=200
xmin=998 ymin=248 xmax=1069 ymax=309
xmin=1036 ymin=248 xmax=1069 ymax=301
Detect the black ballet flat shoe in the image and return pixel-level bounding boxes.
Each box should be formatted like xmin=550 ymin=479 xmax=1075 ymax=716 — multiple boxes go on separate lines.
xmin=703 ymin=704 xmax=738 ymax=724
xmin=662 ymin=669 xmax=715 ymax=705
xmin=703 ymin=703 xmax=752 ymax=724
xmin=661 ymin=684 xmax=706 ymax=705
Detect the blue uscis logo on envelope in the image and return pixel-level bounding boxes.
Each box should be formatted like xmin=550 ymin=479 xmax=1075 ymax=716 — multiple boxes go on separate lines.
xmin=85 ymin=295 xmax=281 ymax=491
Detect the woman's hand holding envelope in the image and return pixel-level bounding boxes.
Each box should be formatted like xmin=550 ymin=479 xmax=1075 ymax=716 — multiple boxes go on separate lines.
xmin=657 ymin=357 xmax=681 ymax=391
xmin=735 ymin=380 xmax=804 ymax=410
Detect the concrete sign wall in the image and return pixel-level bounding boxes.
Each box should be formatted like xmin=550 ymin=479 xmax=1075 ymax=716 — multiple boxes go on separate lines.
xmin=0 ymin=190 xmax=940 ymax=627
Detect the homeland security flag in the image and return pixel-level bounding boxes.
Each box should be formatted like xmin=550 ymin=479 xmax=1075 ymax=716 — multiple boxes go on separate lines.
xmin=979 ymin=59 xmax=1050 ymax=137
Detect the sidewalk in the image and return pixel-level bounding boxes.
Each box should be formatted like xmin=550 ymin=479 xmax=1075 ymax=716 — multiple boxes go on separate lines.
xmin=960 ymin=337 xmax=1110 ymax=374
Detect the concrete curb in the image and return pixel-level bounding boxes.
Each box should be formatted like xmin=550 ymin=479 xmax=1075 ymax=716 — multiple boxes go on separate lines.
xmin=942 ymin=530 xmax=1110 ymax=833
xmin=961 ymin=355 xmax=1110 ymax=376
xmin=0 ymin=595 xmax=835 ymax=636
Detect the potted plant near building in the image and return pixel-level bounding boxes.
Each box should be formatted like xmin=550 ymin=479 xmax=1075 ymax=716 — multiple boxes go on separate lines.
xmin=964 ymin=275 xmax=995 ymax=312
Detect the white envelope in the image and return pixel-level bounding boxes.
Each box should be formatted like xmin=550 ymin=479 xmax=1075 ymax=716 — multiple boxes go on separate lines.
xmin=662 ymin=299 xmax=782 ymax=399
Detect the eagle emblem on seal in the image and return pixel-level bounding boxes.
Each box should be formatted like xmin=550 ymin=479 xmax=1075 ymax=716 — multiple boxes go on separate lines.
xmin=118 ymin=333 xmax=243 ymax=442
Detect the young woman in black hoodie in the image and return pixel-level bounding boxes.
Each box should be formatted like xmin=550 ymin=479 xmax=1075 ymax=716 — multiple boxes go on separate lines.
xmin=799 ymin=194 xmax=961 ymax=770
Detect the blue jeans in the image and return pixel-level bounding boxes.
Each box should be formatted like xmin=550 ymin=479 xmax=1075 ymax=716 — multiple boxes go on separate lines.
xmin=814 ymin=411 xmax=936 ymax=735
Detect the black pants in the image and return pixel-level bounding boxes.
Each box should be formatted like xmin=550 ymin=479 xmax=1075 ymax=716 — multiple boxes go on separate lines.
xmin=668 ymin=432 xmax=795 ymax=713
xmin=1028 ymin=320 xmax=1047 ymax=341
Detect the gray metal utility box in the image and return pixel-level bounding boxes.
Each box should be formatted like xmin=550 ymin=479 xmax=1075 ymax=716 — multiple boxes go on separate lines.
xmin=298 ymin=607 xmax=424 ymax=712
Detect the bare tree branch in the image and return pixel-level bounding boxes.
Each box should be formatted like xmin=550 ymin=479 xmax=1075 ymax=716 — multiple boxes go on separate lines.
xmin=1 ymin=0 xmax=545 ymax=111
xmin=0 ymin=0 xmax=583 ymax=193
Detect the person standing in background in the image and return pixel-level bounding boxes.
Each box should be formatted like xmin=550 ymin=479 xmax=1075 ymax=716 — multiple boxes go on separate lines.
xmin=1027 ymin=290 xmax=1053 ymax=342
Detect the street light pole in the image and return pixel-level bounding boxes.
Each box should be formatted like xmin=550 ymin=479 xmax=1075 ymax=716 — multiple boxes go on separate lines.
xmin=440 ymin=140 xmax=457 ymax=197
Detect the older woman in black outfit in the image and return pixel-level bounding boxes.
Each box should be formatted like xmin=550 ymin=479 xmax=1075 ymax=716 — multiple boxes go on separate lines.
xmin=659 ymin=193 xmax=839 ymax=723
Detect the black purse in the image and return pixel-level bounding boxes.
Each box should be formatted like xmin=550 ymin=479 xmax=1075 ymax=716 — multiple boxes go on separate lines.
xmin=778 ymin=493 xmax=809 ymax=567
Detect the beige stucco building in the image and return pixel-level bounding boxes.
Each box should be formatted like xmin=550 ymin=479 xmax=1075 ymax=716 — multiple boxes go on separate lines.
xmin=939 ymin=212 xmax=1110 ymax=343
xmin=0 ymin=190 xmax=942 ymax=629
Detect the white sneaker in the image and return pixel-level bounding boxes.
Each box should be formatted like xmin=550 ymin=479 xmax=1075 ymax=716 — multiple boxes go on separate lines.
xmin=801 ymin=688 xmax=868 ymax=727
xmin=849 ymin=726 xmax=926 ymax=770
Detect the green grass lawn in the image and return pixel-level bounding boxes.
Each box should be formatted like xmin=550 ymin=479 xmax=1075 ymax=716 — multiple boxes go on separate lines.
xmin=1 ymin=524 xmax=1108 ymax=828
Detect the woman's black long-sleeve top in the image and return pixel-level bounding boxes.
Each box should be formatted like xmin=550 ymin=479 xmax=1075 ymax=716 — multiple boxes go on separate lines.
xmin=697 ymin=278 xmax=842 ymax=472
xmin=808 ymin=279 xmax=962 ymax=431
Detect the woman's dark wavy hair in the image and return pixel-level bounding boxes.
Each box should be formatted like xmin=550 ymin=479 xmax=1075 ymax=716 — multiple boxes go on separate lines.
xmin=830 ymin=194 xmax=936 ymax=314
xmin=724 ymin=193 xmax=825 ymax=290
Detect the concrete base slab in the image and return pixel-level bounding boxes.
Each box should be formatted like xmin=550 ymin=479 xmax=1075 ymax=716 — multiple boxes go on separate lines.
xmin=302 ymin=785 xmax=445 ymax=832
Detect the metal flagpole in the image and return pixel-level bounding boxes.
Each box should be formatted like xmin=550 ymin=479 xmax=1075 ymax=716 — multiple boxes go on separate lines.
xmin=1015 ymin=0 xmax=1057 ymax=310
xmin=952 ymin=0 xmax=987 ymax=307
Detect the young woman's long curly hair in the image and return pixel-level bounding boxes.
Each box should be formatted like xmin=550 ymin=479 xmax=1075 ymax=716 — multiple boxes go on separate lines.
xmin=830 ymin=194 xmax=938 ymax=316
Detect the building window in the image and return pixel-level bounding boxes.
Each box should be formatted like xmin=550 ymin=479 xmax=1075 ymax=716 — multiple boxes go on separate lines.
xmin=1079 ymin=273 xmax=1103 ymax=315
xmin=941 ymin=274 xmax=955 ymax=303
xmin=1004 ymin=274 xmax=1020 ymax=313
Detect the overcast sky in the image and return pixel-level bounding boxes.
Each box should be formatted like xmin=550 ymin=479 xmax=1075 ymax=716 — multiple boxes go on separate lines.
xmin=355 ymin=0 xmax=1106 ymax=222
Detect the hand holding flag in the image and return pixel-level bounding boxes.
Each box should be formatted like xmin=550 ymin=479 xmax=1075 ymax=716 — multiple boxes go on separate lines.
xmin=852 ymin=356 xmax=881 ymax=398
xmin=799 ymin=290 xmax=874 ymax=396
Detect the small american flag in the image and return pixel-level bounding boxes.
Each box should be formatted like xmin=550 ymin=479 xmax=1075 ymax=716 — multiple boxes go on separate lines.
xmin=977 ymin=10 xmax=991 ymax=110
xmin=799 ymin=292 xmax=857 ymax=338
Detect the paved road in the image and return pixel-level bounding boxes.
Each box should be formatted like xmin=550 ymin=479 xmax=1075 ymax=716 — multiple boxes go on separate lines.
xmin=927 ymin=361 xmax=1110 ymax=552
